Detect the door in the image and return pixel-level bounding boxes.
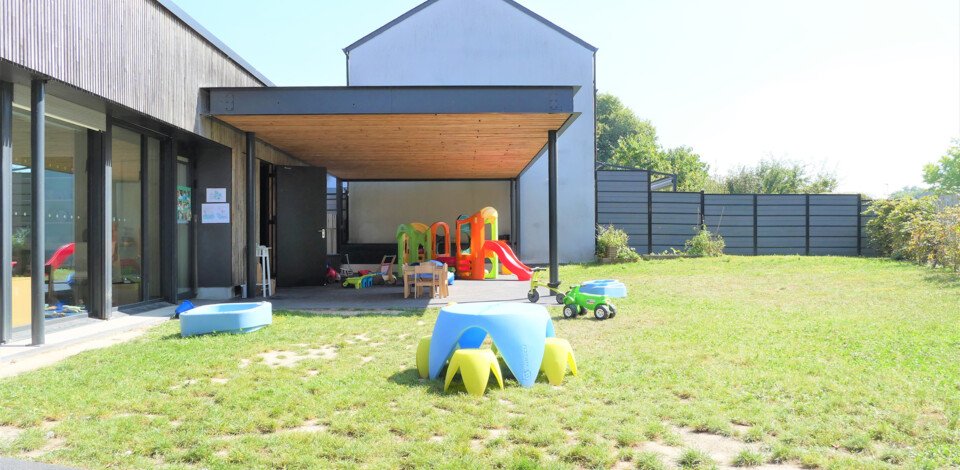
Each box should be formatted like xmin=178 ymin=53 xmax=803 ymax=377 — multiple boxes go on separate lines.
xmin=275 ymin=166 xmax=327 ymax=287
xmin=175 ymin=156 xmax=196 ymax=299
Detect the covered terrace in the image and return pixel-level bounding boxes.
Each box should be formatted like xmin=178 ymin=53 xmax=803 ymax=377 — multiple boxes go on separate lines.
xmin=204 ymin=86 xmax=580 ymax=296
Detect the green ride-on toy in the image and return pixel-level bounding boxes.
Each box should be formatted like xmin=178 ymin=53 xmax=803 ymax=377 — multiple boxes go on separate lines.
xmin=561 ymin=285 xmax=617 ymax=320
xmin=527 ymin=267 xmax=566 ymax=304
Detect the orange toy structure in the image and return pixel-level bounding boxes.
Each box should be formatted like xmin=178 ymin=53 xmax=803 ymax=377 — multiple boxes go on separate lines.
xmin=455 ymin=207 xmax=532 ymax=281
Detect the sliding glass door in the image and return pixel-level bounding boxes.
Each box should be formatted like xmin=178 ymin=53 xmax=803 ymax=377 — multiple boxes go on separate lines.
xmin=110 ymin=125 xmax=162 ymax=307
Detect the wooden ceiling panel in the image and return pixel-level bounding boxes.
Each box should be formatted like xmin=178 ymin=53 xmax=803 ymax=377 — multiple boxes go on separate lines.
xmin=216 ymin=113 xmax=571 ymax=180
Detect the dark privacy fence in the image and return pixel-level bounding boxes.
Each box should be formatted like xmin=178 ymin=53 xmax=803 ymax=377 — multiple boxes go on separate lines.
xmin=596 ymin=170 xmax=876 ymax=256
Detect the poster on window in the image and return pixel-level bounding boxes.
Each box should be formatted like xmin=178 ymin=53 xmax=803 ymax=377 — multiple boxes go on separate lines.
xmin=201 ymin=203 xmax=231 ymax=224
xmin=176 ymin=186 xmax=192 ymax=224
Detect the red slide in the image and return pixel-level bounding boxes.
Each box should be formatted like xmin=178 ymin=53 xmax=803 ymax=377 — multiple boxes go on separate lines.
xmin=483 ymin=240 xmax=533 ymax=281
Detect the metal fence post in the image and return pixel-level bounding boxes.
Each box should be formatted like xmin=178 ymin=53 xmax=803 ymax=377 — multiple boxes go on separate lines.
xmin=753 ymin=194 xmax=758 ymax=256
xmin=646 ymin=171 xmax=653 ymax=254
xmin=856 ymin=194 xmax=863 ymax=256
xmin=804 ymin=194 xmax=811 ymax=256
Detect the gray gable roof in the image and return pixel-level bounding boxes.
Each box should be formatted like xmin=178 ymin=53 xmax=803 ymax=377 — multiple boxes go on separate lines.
xmin=343 ymin=0 xmax=597 ymax=54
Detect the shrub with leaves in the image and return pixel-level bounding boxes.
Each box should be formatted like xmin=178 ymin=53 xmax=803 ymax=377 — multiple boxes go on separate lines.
xmin=866 ymin=197 xmax=960 ymax=271
xmin=596 ymin=224 xmax=630 ymax=257
xmin=684 ymin=225 xmax=725 ymax=257
xmin=865 ymin=197 xmax=936 ymax=259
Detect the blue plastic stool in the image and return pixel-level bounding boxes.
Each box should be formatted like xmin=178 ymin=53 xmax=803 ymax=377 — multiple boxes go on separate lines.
xmin=428 ymin=302 xmax=555 ymax=388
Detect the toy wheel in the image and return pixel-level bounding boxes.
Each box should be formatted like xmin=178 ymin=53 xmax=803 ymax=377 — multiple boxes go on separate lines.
xmin=562 ymin=305 xmax=578 ymax=319
xmin=609 ymin=304 xmax=617 ymax=318
xmin=527 ymin=290 xmax=540 ymax=303
xmin=555 ymin=293 xmax=566 ymax=304
xmin=578 ymin=306 xmax=587 ymax=316
xmin=341 ymin=282 xmax=350 ymax=288
xmin=594 ymin=305 xmax=610 ymax=320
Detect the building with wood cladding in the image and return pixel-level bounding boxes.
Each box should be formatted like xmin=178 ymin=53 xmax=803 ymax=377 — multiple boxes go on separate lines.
xmin=0 ymin=0 xmax=593 ymax=345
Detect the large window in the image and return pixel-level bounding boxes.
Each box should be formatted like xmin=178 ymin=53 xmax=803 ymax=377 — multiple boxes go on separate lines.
xmin=10 ymin=110 xmax=90 ymax=328
xmin=110 ymin=125 xmax=162 ymax=306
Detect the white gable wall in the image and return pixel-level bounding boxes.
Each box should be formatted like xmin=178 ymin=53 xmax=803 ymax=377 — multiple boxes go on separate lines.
xmin=347 ymin=0 xmax=596 ymax=263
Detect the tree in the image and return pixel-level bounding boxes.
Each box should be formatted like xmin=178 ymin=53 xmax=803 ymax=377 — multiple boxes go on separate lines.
xmin=722 ymin=159 xmax=837 ymax=194
xmin=922 ymin=139 xmax=960 ymax=194
xmin=889 ymin=185 xmax=931 ymax=199
xmin=610 ymin=140 xmax=714 ymax=192
xmin=596 ymin=93 xmax=652 ymax=163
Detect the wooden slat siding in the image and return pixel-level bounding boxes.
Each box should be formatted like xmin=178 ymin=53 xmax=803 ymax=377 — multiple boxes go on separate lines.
xmin=1 ymin=0 xmax=269 ymax=132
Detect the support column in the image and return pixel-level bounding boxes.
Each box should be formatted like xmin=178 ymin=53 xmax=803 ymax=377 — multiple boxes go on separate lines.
xmin=547 ymin=130 xmax=559 ymax=287
xmin=245 ymin=132 xmax=257 ymax=298
xmin=0 ymin=82 xmax=13 ymax=343
xmin=335 ymin=177 xmax=343 ymax=254
xmin=30 ymin=79 xmax=45 ymax=345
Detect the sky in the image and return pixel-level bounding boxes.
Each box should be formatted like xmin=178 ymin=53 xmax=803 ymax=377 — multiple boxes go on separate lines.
xmin=175 ymin=0 xmax=960 ymax=197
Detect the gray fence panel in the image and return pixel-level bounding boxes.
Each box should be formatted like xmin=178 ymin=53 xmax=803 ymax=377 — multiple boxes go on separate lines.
xmin=705 ymin=215 xmax=752 ymax=226
xmin=810 ymin=237 xmax=858 ymax=248
xmin=758 ymin=205 xmax=806 ymax=216
xmin=758 ymin=237 xmax=806 ymax=248
xmin=724 ymin=237 xmax=755 ymax=248
xmin=597 ymin=213 xmax=644 ymax=224
xmin=714 ymin=226 xmax=754 ymax=237
xmin=758 ymin=195 xmax=806 ymax=205
xmin=652 ymin=202 xmax=702 ymax=214
xmin=653 ymin=192 xmax=702 ymax=204
xmin=810 ymin=247 xmax=858 ymax=256
xmin=758 ymin=226 xmax=805 ymax=237
xmin=810 ymin=216 xmax=858 ymax=226
xmin=599 ymin=202 xmax=647 ymax=214
xmin=757 ymin=247 xmax=805 ymax=255
xmin=809 ymin=226 xmax=858 ymax=237
xmin=598 ymin=192 xmax=648 ymax=203
xmin=705 ymin=194 xmax=753 ymax=205
xmin=600 ymin=181 xmax=649 ymax=192
xmin=757 ymin=216 xmax=806 ymax=226
xmin=651 ymin=224 xmax=700 ymax=236
xmin=809 ymin=204 xmax=859 ymax=216
xmin=704 ymin=205 xmax=754 ymax=216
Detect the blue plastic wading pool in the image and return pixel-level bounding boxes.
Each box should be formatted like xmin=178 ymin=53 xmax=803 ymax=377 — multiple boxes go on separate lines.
xmin=180 ymin=302 xmax=273 ymax=337
xmin=579 ymin=280 xmax=627 ymax=298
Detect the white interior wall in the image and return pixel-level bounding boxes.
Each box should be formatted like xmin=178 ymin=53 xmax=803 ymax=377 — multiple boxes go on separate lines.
xmin=348 ymin=181 xmax=511 ymax=244
xmin=347 ymin=0 xmax=596 ymax=263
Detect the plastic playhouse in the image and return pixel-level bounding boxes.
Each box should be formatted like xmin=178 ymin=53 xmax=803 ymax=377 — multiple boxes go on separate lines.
xmin=395 ymin=206 xmax=532 ymax=282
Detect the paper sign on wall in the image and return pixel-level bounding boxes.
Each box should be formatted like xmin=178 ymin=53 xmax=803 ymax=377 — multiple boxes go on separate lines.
xmin=206 ymin=188 xmax=227 ymax=203
xmin=201 ymin=203 xmax=230 ymax=224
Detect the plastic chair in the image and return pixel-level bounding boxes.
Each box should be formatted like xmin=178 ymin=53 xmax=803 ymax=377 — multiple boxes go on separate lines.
xmin=443 ymin=348 xmax=504 ymax=396
xmin=540 ymin=338 xmax=578 ymax=385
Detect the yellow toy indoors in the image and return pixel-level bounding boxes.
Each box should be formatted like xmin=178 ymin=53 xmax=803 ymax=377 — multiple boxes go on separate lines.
xmin=416 ymin=336 xmax=432 ymax=379
xmin=540 ymin=338 xmax=578 ymax=385
xmin=444 ymin=348 xmax=504 ymax=396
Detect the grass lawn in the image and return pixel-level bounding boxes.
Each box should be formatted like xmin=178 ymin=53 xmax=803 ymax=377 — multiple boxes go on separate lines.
xmin=1 ymin=256 xmax=959 ymax=469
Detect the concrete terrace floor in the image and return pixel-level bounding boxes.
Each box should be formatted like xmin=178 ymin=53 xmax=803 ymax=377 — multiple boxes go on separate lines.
xmin=244 ymin=276 xmax=558 ymax=312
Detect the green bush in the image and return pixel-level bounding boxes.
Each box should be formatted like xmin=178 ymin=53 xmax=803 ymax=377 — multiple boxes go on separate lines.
xmin=596 ymin=224 xmax=629 ymax=257
xmin=866 ymin=197 xmax=960 ymax=271
xmin=684 ymin=225 xmax=725 ymax=257
xmin=865 ymin=197 xmax=936 ymax=260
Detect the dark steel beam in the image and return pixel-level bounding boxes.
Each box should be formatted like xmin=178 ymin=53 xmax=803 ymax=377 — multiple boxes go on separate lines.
xmin=547 ymin=130 xmax=559 ymax=287
xmin=335 ymin=178 xmax=343 ymax=254
xmin=160 ymin=138 xmax=177 ymax=302
xmin=207 ymin=86 xmax=577 ymax=116
xmin=30 ymin=79 xmax=45 ymax=345
xmin=0 ymin=81 xmax=12 ymax=343
xmin=245 ymin=132 xmax=257 ymax=298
